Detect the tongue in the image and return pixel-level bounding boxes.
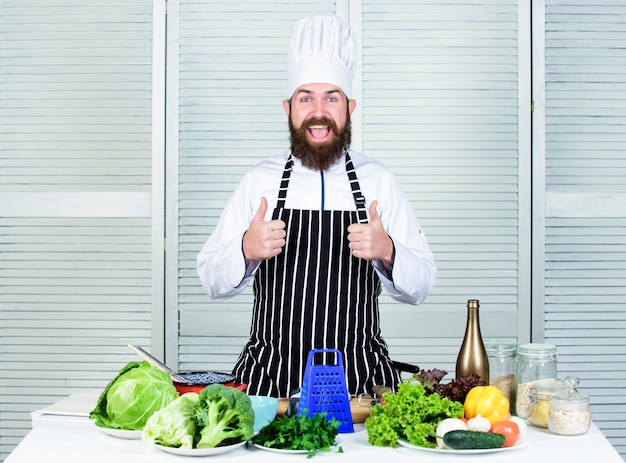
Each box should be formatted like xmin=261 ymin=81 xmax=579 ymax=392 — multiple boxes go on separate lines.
xmin=309 ymin=127 xmax=330 ymax=140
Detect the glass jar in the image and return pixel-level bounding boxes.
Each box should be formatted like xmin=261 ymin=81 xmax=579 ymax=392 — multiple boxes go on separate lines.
xmin=484 ymin=341 xmax=517 ymax=411
xmin=548 ymin=376 xmax=591 ymax=435
xmin=515 ymin=343 xmax=558 ymax=418
xmin=527 ymin=380 xmax=564 ymax=428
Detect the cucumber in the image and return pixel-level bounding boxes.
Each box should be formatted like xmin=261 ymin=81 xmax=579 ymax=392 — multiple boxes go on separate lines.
xmin=443 ymin=430 xmax=506 ymax=450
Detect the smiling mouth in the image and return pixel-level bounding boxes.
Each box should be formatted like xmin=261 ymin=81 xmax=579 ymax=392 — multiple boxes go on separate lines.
xmin=307 ymin=125 xmax=332 ymax=140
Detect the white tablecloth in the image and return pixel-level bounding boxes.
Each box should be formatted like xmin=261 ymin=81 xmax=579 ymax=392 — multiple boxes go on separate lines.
xmin=6 ymin=393 xmax=624 ymax=463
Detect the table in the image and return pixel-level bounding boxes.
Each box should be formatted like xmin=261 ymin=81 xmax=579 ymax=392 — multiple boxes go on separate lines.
xmin=5 ymin=393 xmax=624 ymax=463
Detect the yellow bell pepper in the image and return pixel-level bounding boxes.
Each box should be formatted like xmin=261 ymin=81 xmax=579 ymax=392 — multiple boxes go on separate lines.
xmin=463 ymin=385 xmax=510 ymax=425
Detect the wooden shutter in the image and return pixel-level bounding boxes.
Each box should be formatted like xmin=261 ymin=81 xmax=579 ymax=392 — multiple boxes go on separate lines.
xmin=0 ymin=1 xmax=158 ymax=459
xmin=359 ymin=0 xmax=531 ymax=371
xmin=541 ymin=0 xmax=626 ymax=457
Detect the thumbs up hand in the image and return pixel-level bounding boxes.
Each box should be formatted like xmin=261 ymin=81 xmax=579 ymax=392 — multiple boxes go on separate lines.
xmin=243 ymin=197 xmax=286 ymax=261
xmin=347 ymin=200 xmax=395 ymax=268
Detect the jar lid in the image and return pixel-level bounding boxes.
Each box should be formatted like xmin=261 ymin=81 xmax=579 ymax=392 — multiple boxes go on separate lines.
xmin=551 ymin=376 xmax=589 ymax=405
xmin=517 ymin=343 xmax=557 ymax=357
xmin=484 ymin=341 xmax=517 ymax=357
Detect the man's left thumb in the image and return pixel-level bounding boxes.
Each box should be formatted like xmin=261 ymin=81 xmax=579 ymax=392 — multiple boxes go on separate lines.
xmin=369 ymin=200 xmax=380 ymax=222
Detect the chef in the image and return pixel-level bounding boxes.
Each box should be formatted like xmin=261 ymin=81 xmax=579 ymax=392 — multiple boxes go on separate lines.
xmin=197 ymin=14 xmax=436 ymax=397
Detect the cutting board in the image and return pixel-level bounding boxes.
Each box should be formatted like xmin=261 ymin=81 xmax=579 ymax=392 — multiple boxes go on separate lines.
xmin=277 ymin=398 xmax=371 ymax=423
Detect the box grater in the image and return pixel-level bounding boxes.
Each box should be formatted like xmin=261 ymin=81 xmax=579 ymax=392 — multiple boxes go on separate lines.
xmin=297 ymin=348 xmax=354 ymax=433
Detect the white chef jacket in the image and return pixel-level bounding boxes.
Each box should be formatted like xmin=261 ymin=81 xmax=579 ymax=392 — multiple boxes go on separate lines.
xmin=197 ymin=149 xmax=436 ymax=304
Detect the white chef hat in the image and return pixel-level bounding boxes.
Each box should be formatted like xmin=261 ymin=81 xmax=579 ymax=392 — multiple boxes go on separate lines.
xmin=286 ymin=15 xmax=358 ymax=99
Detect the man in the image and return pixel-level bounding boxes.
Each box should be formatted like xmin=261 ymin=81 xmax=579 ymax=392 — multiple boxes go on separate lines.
xmin=197 ymin=15 xmax=436 ymax=397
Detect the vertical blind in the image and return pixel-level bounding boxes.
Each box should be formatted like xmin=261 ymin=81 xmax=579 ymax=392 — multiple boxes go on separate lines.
xmin=543 ymin=0 xmax=626 ymax=456
xmin=0 ymin=1 xmax=155 ymax=460
xmin=359 ymin=0 xmax=528 ymax=367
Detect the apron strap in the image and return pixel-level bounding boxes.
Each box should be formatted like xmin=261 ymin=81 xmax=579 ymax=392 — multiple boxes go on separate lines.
xmin=278 ymin=152 xmax=368 ymax=223
xmin=345 ymin=152 xmax=369 ymax=223
xmin=276 ymin=155 xmax=293 ymax=209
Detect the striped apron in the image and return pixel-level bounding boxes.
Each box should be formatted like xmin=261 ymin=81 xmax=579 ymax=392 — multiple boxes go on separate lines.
xmin=232 ymin=153 xmax=399 ymax=397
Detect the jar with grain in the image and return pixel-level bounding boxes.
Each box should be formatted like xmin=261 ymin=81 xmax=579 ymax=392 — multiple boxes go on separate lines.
xmin=528 ymin=380 xmax=564 ymax=428
xmin=484 ymin=341 xmax=517 ymax=412
xmin=548 ymin=376 xmax=591 ymax=436
xmin=515 ymin=343 xmax=558 ymax=418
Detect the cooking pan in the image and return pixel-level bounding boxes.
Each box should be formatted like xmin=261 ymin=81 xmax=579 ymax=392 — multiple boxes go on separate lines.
xmin=126 ymin=344 xmax=246 ymax=393
xmin=173 ymin=371 xmax=247 ymax=394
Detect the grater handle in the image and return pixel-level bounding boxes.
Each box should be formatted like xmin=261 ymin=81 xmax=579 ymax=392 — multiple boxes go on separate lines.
xmin=306 ymin=348 xmax=343 ymax=368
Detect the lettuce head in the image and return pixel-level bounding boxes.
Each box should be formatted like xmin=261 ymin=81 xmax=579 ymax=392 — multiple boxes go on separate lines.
xmin=90 ymin=361 xmax=179 ymax=430
xmin=142 ymin=392 xmax=199 ymax=448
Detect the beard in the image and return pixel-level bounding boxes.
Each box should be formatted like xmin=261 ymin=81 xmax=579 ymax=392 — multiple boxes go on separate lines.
xmin=288 ymin=112 xmax=352 ymax=171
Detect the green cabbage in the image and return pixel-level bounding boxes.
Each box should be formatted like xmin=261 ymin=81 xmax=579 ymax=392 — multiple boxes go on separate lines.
xmin=142 ymin=392 xmax=199 ymax=448
xmin=90 ymin=361 xmax=179 ymax=430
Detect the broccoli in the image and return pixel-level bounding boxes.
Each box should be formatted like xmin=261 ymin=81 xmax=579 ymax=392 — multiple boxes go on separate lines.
xmin=192 ymin=383 xmax=255 ymax=448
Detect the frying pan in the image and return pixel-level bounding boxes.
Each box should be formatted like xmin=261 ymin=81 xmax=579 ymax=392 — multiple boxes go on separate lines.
xmin=173 ymin=371 xmax=246 ymax=394
xmin=126 ymin=344 xmax=245 ymax=392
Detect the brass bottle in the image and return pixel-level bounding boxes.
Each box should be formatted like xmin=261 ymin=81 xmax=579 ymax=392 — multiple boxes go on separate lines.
xmin=455 ymin=299 xmax=490 ymax=383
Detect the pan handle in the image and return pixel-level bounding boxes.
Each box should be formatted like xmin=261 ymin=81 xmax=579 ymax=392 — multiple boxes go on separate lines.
xmin=392 ymin=360 xmax=421 ymax=374
xmin=127 ymin=344 xmax=191 ymax=384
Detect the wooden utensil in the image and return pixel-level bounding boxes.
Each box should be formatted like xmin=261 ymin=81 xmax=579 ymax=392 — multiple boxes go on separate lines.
xmin=276 ymin=397 xmax=371 ymax=423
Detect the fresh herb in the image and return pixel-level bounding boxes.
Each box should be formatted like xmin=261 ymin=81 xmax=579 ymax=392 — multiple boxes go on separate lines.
xmin=251 ymin=411 xmax=342 ymax=458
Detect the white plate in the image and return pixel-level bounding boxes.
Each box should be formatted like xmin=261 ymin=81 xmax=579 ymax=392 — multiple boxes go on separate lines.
xmin=253 ymin=438 xmax=342 ymax=454
xmin=94 ymin=423 xmax=142 ymax=440
xmin=155 ymin=441 xmax=246 ymax=456
xmin=397 ymin=437 xmax=528 ymax=455
xmin=253 ymin=444 xmax=310 ymax=455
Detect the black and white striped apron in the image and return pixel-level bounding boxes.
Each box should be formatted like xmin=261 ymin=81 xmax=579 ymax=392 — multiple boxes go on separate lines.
xmin=232 ymin=153 xmax=399 ymax=397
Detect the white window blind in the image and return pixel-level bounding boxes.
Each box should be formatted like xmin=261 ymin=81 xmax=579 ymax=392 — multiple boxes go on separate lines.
xmin=543 ymin=0 xmax=626 ymax=457
xmin=359 ymin=0 xmax=529 ymax=370
xmin=0 ymin=1 xmax=157 ymax=460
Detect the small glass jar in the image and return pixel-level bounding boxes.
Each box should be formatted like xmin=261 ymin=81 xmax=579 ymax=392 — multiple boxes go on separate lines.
xmin=484 ymin=341 xmax=517 ymax=411
xmin=515 ymin=343 xmax=558 ymax=418
xmin=527 ymin=380 xmax=564 ymax=428
xmin=548 ymin=377 xmax=591 ymax=435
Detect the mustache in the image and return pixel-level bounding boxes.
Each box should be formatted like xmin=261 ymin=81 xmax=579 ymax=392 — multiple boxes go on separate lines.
xmin=302 ymin=117 xmax=338 ymax=131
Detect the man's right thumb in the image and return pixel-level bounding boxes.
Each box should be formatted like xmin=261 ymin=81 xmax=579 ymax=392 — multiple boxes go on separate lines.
xmin=253 ymin=196 xmax=268 ymax=221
